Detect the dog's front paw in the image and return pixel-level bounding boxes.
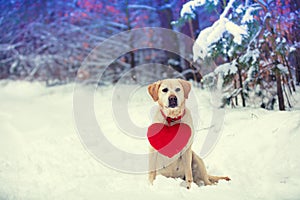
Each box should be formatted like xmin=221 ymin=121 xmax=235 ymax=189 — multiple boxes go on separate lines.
xmin=186 ymin=179 xmax=193 ymax=189
xmin=148 ymin=178 xmax=155 ymax=185
xmin=148 ymin=172 xmax=156 ymax=185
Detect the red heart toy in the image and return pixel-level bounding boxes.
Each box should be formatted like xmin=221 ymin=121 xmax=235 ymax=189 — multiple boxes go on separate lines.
xmin=147 ymin=123 xmax=191 ymax=158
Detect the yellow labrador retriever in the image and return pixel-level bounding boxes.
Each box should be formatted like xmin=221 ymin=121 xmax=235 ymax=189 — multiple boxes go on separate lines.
xmin=147 ymin=78 xmax=230 ymax=189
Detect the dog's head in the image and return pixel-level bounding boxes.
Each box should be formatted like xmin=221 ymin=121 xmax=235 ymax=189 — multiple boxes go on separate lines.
xmin=148 ymin=79 xmax=191 ymax=118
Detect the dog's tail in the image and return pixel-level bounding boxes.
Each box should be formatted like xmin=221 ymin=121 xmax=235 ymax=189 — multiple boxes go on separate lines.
xmin=191 ymin=151 xmax=231 ymax=185
xmin=208 ymin=175 xmax=231 ymax=184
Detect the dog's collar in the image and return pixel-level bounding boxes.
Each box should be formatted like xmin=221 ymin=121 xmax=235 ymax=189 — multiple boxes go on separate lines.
xmin=160 ymin=109 xmax=186 ymax=125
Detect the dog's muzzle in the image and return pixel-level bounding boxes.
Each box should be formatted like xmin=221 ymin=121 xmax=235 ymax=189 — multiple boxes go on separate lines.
xmin=168 ymin=95 xmax=178 ymax=108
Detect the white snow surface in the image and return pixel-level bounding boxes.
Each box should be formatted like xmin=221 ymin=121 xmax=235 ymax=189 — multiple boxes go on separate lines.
xmin=1 ymin=81 xmax=300 ymax=200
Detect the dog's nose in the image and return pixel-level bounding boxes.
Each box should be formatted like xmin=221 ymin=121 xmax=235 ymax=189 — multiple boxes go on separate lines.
xmin=168 ymin=95 xmax=178 ymax=108
xmin=169 ymin=95 xmax=177 ymax=102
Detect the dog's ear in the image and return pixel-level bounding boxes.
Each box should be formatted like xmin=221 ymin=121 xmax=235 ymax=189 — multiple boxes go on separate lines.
xmin=178 ymin=79 xmax=191 ymax=99
xmin=148 ymin=81 xmax=161 ymax=102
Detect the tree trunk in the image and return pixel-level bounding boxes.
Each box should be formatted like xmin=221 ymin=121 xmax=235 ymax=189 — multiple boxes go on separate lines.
xmin=180 ymin=14 xmax=199 ymax=39
xmin=281 ymin=54 xmax=295 ymax=92
xmin=237 ymin=66 xmax=246 ymax=107
xmin=295 ymin=49 xmax=300 ymax=85
xmin=275 ymin=71 xmax=285 ymax=110
xmin=179 ymin=11 xmax=199 ymax=71
xmin=282 ymin=81 xmax=292 ymax=108
xmin=125 ymin=1 xmax=136 ymax=82
xmin=234 ymin=78 xmax=238 ymax=106
xmin=157 ymin=2 xmax=180 ymax=65
xmin=129 ymin=51 xmax=136 ymax=81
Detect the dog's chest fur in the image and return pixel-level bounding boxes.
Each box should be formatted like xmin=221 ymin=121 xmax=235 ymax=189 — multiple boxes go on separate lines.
xmin=150 ymin=107 xmax=194 ymax=175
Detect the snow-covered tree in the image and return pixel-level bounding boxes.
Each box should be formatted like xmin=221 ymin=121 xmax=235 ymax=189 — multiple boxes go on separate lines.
xmin=176 ymin=0 xmax=299 ymax=110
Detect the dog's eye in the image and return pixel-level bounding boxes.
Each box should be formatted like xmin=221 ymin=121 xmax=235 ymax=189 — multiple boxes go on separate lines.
xmin=175 ymin=88 xmax=181 ymax=92
xmin=162 ymin=88 xmax=168 ymax=93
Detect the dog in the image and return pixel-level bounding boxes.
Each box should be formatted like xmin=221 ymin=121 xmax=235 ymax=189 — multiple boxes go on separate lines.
xmin=147 ymin=78 xmax=230 ymax=189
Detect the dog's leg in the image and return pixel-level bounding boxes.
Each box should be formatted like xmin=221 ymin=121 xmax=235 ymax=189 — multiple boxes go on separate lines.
xmin=148 ymin=147 xmax=157 ymax=185
xmin=182 ymin=147 xmax=193 ymax=189
xmin=191 ymin=151 xmax=212 ymax=185
xmin=191 ymin=151 xmax=230 ymax=185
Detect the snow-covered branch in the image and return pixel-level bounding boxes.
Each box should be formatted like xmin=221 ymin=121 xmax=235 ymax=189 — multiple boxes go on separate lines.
xmin=193 ymin=18 xmax=247 ymax=61
xmin=128 ymin=4 xmax=156 ymax=11
xmin=219 ymin=0 xmax=235 ymax=18
xmin=180 ymin=0 xmax=206 ymax=19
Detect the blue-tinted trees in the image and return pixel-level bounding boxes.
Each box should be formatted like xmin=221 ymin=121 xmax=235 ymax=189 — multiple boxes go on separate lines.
xmin=176 ymin=0 xmax=299 ymax=110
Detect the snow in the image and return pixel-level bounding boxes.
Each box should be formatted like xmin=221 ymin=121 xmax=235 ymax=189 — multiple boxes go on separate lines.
xmin=214 ymin=60 xmax=238 ymax=76
xmin=240 ymin=49 xmax=260 ymax=65
xmin=219 ymin=0 xmax=235 ymax=18
xmin=180 ymin=0 xmax=206 ymax=18
xmin=242 ymin=7 xmax=254 ymax=23
xmin=276 ymin=64 xmax=289 ymax=74
xmin=225 ymin=20 xmax=247 ymax=44
xmin=289 ymin=46 xmax=296 ymax=53
xmin=193 ymin=18 xmax=247 ymax=61
xmin=246 ymin=65 xmax=257 ymax=82
xmin=1 ymin=81 xmax=300 ymax=200
xmin=276 ymin=37 xmax=281 ymax=43
xmin=236 ymin=5 xmax=243 ymax=14
xmin=187 ymin=0 xmax=249 ymax=61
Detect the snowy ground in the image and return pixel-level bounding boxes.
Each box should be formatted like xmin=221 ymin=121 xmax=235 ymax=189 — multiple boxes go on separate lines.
xmin=1 ymin=81 xmax=300 ymax=200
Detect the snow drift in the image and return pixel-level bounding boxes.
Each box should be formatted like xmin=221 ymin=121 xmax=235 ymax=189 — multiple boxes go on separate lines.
xmin=0 ymin=81 xmax=300 ymax=200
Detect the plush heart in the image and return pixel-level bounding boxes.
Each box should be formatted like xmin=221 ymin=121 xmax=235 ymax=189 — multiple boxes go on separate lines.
xmin=147 ymin=123 xmax=191 ymax=158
